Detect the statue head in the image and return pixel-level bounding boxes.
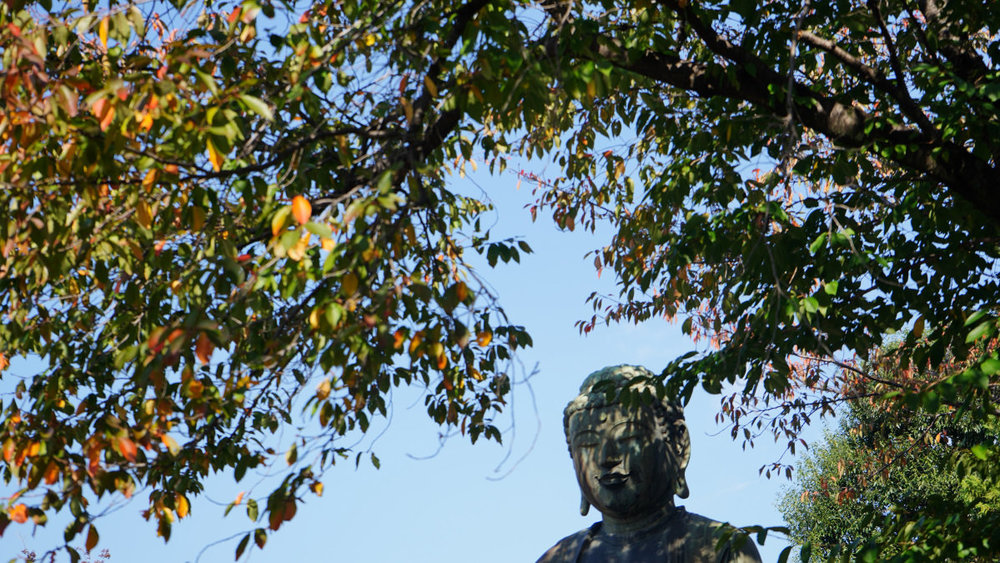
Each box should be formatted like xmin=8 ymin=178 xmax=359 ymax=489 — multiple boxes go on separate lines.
xmin=563 ymin=365 xmax=691 ymax=520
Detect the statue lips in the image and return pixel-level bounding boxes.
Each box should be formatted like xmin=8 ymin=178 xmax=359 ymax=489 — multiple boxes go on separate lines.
xmin=597 ymin=472 xmax=630 ymax=488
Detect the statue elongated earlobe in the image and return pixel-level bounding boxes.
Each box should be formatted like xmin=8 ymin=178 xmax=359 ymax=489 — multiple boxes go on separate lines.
xmin=675 ymin=474 xmax=689 ymax=499
xmin=580 ymin=494 xmax=590 ymax=516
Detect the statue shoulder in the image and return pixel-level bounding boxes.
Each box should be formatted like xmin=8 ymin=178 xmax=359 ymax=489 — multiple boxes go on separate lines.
xmin=680 ymin=510 xmax=763 ymax=563
xmin=536 ymin=524 xmax=598 ymax=563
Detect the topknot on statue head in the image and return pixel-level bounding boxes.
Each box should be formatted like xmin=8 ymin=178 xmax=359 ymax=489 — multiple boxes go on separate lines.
xmin=562 ymin=364 xmax=691 ymax=499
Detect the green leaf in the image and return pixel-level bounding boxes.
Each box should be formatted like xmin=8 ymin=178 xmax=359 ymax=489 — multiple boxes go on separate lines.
xmin=982 ymin=358 xmax=1000 ymax=375
xmin=238 ymin=94 xmax=274 ymax=121
xmin=305 ymin=221 xmax=333 ymax=238
xmin=235 ymin=532 xmax=250 ymax=560
xmin=966 ymin=320 xmax=996 ymax=343
xmin=247 ymin=499 xmax=259 ymax=521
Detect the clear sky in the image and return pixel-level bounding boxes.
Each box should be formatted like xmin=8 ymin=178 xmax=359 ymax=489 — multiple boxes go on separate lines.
xmin=3 ymin=165 xmax=824 ymax=562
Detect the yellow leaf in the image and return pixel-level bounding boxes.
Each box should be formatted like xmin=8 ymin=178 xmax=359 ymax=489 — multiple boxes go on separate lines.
xmin=175 ymin=494 xmax=190 ymax=518
xmin=291 ymin=195 xmax=311 ymax=225
xmin=316 ymin=378 xmax=331 ymax=400
xmin=99 ymin=17 xmax=109 ymax=49
xmin=161 ymin=434 xmax=180 ymax=455
xmin=142 ymin=169 xmax=158 ymax=190
xmin=271 ymin=206 xmax=291 ymax=237
xmin=287 ymin=234 xmax=309 ymax=261
xmin=341 ymin=272 xmax=359 ymax=296
xmin=310 ymin=482 xmax=323 ymax=496
xmin=321 ymin=237 xmax=335 ymax=251
xmin=363 ymin=33 xmax=376 ymax=46
xmin=423 ymin=76 xmax=438 ymax=97
xmin=206 ymin=138 xmax=223 ymax=172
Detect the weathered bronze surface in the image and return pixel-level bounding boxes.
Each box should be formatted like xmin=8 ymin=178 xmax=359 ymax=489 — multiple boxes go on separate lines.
xmin=538 ymin=365 xmax=762 ymax=563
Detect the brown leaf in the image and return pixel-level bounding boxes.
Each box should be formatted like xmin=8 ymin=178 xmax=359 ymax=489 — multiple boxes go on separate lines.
xmin=86 ymin=524 xmax=99 ymax=551
xmin=195 ymin=333 xmax=213 ymax=364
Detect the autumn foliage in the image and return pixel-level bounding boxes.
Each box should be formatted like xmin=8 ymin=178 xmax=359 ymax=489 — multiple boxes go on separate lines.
xmin=3 ymin=0 xmax=1000 ymax=560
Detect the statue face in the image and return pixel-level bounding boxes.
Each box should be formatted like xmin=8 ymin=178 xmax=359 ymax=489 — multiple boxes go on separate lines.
xmin=568 ymin=403 xmax=674 ymax=520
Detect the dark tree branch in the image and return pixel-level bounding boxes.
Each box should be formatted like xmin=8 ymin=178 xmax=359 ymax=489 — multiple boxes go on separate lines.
xmin=564 ymin=3 xmax=1000 ymax=228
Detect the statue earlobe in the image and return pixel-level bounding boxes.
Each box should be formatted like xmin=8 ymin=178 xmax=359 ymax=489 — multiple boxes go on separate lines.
xmin=580 ymin=494 xmax=590 ymax=516
xmin=675 ymin=473 xmax=690 ymax=499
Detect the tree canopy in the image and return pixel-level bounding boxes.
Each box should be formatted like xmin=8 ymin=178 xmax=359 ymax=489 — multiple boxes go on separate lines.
xmin=779 ymin=347 xmax=1000 ymax=560
xmin=2 ymin=0 xmax=1000 ymax=559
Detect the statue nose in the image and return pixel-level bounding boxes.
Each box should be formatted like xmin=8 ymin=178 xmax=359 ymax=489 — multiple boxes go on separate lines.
xmin=599 ymin=439 xmax=621 ymax=468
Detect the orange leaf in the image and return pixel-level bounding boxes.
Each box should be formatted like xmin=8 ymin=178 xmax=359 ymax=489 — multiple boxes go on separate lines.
xmin=195 ymin=333 xmax=213 ymax=364
xmin=234 ymin=491 xmax=245 ymax=505
xmin=0 ymin=352 xmax=8 ymax=371
xmin=139 ymin=111 xmax=154 ymax=131
xmin=476 ymin=331 xmax=492 ymax=347
xmin=175 ymin=494 xmax=190 ymax=518
xmin=291 ymin=195 xmax=311 ymax=225
xmin=87 ymin=445 xmax=101 ymax=477
xmin=43 ymin=460 xmax=59 ymax=485
xmin=91 ymin=98 xmax=115 ymax=132
xmin=206 ymin=138 xmax=223 ymax=172
xmin=9 ymin=504 xmax=27 ymax=524
xmin=117 ymin=436 xmax=137 ymax=462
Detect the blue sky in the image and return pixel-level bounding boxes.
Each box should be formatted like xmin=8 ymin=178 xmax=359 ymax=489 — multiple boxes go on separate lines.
xmin=2 ymin=165 xmax=825 ymax=562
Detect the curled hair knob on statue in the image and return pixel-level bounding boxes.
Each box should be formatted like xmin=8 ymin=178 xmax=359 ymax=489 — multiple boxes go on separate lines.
xmin=538 ymin=365 xmax=762 ymax=563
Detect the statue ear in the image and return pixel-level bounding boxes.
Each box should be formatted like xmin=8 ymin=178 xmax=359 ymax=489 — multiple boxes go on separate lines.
xmin=673 ymin=419 xmax=691 ymax=471
xmin=671 ymin=419 xmax=691 ymax=499
xmin=580 ymin=494 xmax=590 ymax=516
